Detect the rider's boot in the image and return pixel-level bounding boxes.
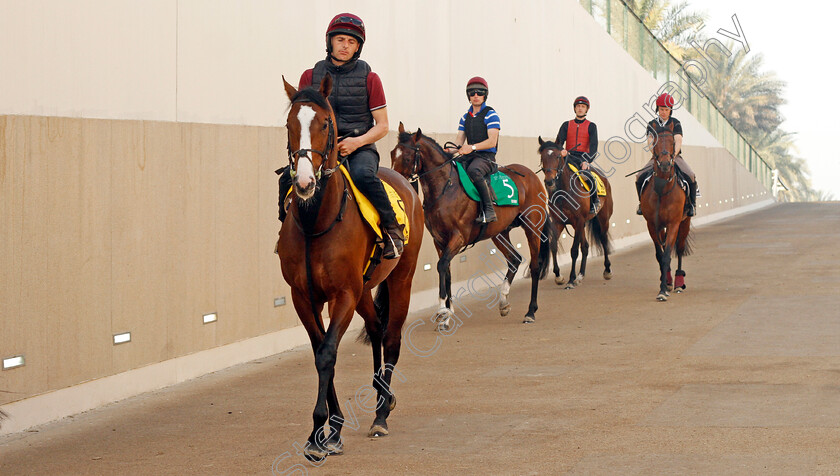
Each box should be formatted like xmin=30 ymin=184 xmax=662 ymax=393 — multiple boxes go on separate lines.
xmin=381 ymin=216 xmax=405 ymax=260
xmin=635 ymin=178 xmax=644 ymax=215
xmin=474 ymin=178 xmax=497 ymax=223
xmin=276 ymin=166 xmax=293 ymax=222
xmin=686 ymin=180 xmax=697 ymax=217
xmin=587 ymin=173 xmax=601 ymax=215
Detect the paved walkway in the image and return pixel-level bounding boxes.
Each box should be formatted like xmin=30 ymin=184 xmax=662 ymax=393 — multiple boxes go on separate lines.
xmin=2 ymin=203 xmax=839 ymax=475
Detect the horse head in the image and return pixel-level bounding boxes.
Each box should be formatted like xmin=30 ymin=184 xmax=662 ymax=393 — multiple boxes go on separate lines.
xmin=283 ymin=74 xmax=338 ymax=201
xmin=537 ymin=136 xmax=563 ymax=192
xmin=391 ymin=123 xmax=452 ymax=183
xmin=651 ymin=130 xmax=676 ymax=179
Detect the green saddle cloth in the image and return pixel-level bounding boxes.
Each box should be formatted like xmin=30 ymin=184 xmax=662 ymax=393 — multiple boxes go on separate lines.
xmin=454 ymin=162 xmax=520 ymax=206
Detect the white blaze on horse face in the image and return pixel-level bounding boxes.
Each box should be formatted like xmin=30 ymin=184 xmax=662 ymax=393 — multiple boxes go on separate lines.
xmin=395 ymin=148 xmax=402 ymax=160
xmin=295 ymin=105 xmax=317 ymax=189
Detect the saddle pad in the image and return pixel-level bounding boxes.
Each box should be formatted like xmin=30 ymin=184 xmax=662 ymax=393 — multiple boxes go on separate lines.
xmin=339 ymin=165 xmax=409 ymax=244
xmin=567 ymin=163 xmax=606 ymax=196
xmin=454 ymin=162 xmax=520 ymax=206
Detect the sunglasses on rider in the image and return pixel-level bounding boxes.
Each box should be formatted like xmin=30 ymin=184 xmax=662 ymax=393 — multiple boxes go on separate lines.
xmin=333 ymin=16 xmax=363 ymax=27
xmin=468 ymin=89 xmax=487 ymax=97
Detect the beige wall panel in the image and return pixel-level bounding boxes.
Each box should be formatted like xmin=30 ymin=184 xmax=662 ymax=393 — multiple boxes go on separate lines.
xmin=0 ymin=117 xmax=30 ymax=403
xmin=212 ymin=125 xmax=262 ymax=344
xmin=46 ymin=118 xmax=113 ymax=391
xmin=0 ymin=0 xmax=176 ymax=121
xmin=183 ymin=123 xmax=220 ymax=350
xmin=257 ymin=127 xmax=295 ymax=330
xmin=110 ymin=121 xmax=170 ymax=372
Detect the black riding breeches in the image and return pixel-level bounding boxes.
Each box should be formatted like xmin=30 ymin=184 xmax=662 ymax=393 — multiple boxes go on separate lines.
xmin=347 ymin=148 xmax=397 ymax=225
xmin=463 ymin=151 xmax=497 ymax=181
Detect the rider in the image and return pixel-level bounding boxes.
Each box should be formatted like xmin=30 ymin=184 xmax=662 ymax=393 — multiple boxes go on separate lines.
xmin=277 ymin=13 xmax=404 ymax=259
xmin=554 ymin=96 xmax=601 ymax=215
xmin=445 ymin=76 xmax=501 ymax=223
xmin=635 ymin=93 xmax=697 ymax=216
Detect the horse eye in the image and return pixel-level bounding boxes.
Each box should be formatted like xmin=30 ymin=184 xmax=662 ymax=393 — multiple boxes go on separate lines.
xmin=322 ymin=122 xmax=328 ymax=130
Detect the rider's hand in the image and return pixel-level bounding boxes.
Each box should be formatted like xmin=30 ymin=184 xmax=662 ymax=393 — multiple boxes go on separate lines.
xmin=338 ymin=137 xmax=362 ymax=156
xmin=581 ymin=162 xmax=590 ymax=170
xmin=459 ymin=144 xmax=473 ymax=156
xmin=560 ymin=149 xmax=568 ymax=158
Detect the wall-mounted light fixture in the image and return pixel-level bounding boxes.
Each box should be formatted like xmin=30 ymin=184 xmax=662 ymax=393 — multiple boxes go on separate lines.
xmin=203 ymin=313 xmax=218 ymax=324
xmin=2 ymin=355 xmax=25 ymax=370
xmin=113 ymin=332 xmax=131 ymax=345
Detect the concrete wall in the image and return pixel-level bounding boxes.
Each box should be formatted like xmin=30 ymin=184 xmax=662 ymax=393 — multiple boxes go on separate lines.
xmin=0 ymin=0 xmax=770 ymax=413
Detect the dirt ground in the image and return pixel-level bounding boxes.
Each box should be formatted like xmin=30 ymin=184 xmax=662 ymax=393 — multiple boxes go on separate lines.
xmin=2 ymin=203 xmax=839 ymax=475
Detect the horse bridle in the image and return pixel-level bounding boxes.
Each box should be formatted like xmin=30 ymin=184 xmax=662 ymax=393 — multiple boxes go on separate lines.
xmin=404 ymin=139 xmax=458 ymax=183
xmin=652 ymin=130 xmax=676 ymax=182
xmin=287 ymin=115 xmax=339 ymax=181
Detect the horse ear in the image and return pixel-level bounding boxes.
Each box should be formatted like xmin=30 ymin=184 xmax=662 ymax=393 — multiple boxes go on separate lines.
xmin=319 ymin=73 xmax=333 ymax=98
xmin=398 ymin=122 xmax=405 ymax=134
xmin=282 ymin=75 xmax=297 ymax=101
xmin=538 ymin=136 xmax=545 ymax=146
xmin=413 ymin=128 xmax=422 ymax=141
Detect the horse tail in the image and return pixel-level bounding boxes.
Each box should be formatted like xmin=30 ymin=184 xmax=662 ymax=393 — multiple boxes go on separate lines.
xmin=587 ymin=216 xmax=611 ymax=257
xmin=676 ymin=220 xmax=694 ymax=258
xmin=534 ymin=218 xmax=553 ymax=280
xmin=355 ymin=281 xmax=390 ymax=345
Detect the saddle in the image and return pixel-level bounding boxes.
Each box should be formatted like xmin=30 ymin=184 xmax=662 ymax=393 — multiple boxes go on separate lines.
xmin=454 ymin=162 xmax=520 ymax=206
xmin=567 ymin=163 xmax=606 ymax=196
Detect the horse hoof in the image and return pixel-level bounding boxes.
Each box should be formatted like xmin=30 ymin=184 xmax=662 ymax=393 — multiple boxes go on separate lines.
xmin=666 ymin=284 xmax=673 ymax=292
xmin=432 ymin=308 xmax=451 ymax=323
xmin=656 ymin=293 xmax=668 ymax=301
xmin=499 ymin=302 xmax=511 ymax=317
xmin=675 ymin=288 xmax=684 ymax=294
xmin=436 ymin=318 xmax=451 ymax=332
xmin=389 ymin=394 xmax=397 ymax=411
xmin=564 ymin=283 xmax=575 ymax=290
xmin=326 ymin=441 xmax=344 ymax=455
xmin=303 ymin=446 xmax=328 ymax=462
xmin=522 ymin=315 xmax=535 ymax=324
xmin=574 ymin=277 xmax=583 ymax=286
xmin=368 ymin=424 xmax=389 ymax=438
xmin=554 ymin=276 xmax=566 ymax=285
xmin=603 ymin=271 xmax=612 ymax=280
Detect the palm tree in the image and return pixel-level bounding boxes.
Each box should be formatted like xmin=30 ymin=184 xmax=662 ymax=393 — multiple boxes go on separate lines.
xmin=689 ymin=43 xmax=785 ymax=139
xmin=625 ymin=0 xmax=708 ymax=58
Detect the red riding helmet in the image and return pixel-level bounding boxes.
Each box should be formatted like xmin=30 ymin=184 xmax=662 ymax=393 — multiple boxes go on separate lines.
xmin=466 ymin=76 xmax=489 ymax=99
xmin=655 ymin=93 xmax=675 ymax=109
xmin=573 ymin=96 xmax=590 ymax=109
xmin=326 ymin=13 xmax=366 ymax=57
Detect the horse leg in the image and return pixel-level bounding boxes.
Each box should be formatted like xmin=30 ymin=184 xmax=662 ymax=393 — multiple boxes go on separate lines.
xmin=599 ymin=213 xmax=612 ymax=280
xmin=303 ymin=292 xmax=357 ymax=461
xmin=493 ymin=233 xmax=521 ymax=317
xmin=674 ymin=218 xmax=691 ymax=292
xmin=576 ymin=221 xmax=589 ymax=286
xmin=370 ymin=278 xmax=411 ymax=438
xmin=657 ymin=225 xmax=680 ymax=301
xmin=566 ymin=231 xmax=581 ymax=289
xmin=550 ymin=225 xmax=565 ymax=285
xmin=523 ymin=223 xmax=544 ymax=324
xmin=433 ymin=250 xmax=455 ymax=331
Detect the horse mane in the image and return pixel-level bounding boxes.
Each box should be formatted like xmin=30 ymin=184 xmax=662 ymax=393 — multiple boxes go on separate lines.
xmin=290 ymin=87 xmax=332 ymax=111
xmin=538 ymin=140 xmax=561 ymax=153
xmin=399 ymin=130 xmax=455 ymax=160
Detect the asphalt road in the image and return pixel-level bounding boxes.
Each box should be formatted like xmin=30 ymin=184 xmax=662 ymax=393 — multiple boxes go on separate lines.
xmin=2 ymin=203 xmax=839 ymax=475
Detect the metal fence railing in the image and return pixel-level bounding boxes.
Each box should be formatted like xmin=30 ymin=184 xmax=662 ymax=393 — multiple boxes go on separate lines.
xmin=579 ymin=0 xmax=773 ymax=190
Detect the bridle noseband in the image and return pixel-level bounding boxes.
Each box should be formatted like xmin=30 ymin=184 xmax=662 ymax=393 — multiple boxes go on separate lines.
xmin=287 ymin=115 xmax=339 ymax=181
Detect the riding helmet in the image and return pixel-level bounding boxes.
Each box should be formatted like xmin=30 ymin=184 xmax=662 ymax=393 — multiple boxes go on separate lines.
xmin=466 ymin=76 xmax=489 ymax=99
xmin=326 ymin=13 xmax=366 ymax=57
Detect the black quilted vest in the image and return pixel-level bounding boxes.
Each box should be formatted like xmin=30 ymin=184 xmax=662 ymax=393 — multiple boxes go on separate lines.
xmin=311 ymin=59 xmax=374 ymax=139
xmin=464 ymin=106 xmax=496 ymax=148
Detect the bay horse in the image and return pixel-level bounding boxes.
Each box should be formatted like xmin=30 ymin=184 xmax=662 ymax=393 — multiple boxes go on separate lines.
xmin=537 ymin=137 xmax=613 ymax=289
xmin=277 ymin=75 xmax=424 ymax=461
xmin=391 ymin=123 xmax=550 ymax=326
xmin=639 ymin=129 xmax=692 ymax=301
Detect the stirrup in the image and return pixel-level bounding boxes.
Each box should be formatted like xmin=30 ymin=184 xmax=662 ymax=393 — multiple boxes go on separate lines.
xmin=636 ymin=204 xmax=643 ymax=215
xmin=382 ymin=234 xmax=403 ymax=259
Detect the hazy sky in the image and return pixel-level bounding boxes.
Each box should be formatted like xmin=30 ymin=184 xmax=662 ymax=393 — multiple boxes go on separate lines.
xmin=695 ymin=1 xmax=839 ymax=199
